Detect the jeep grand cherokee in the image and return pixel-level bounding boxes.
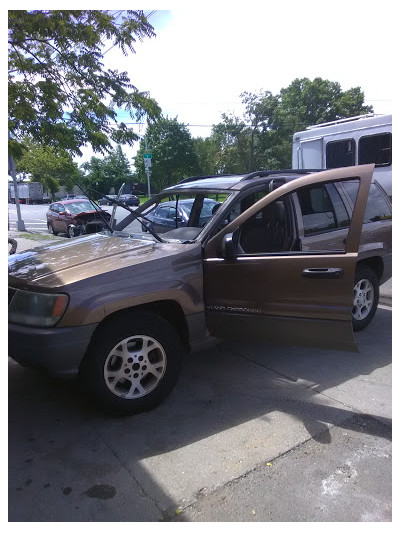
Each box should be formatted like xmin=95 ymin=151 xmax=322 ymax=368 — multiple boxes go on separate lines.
xmin=8 ymin=165 xmax=391 ymax=414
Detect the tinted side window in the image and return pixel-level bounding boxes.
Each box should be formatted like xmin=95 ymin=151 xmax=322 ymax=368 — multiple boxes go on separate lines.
xmin=359 ymin=133 xmax=392 ymax=167
xmin=297 ymin=185 xmax=336 ymax=235
xmin=297 ymin=184 xmax=351 ymax=235
xmin=238 ymin=199 xmax=289 ymax=254
xmin=157 ymin=206 xmax=170 ymax=219
xmin=341 ymin=182 xmax=391 ymax=223
xmin=326 ymin=139 xmax=356 ymax=168
xmin=326 ymin=184 xmax=350 ymax=228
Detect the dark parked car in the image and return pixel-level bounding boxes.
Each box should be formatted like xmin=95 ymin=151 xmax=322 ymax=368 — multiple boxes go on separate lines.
xmin=46 ymin=199 xmax=111 ymax=238
xmin=120 ymin=194 xmax=140 ymax=207
xmin=142 ymin=198 xmax=220 ymax=233
xmin=98 ymin=195 xmax=117 ymax=206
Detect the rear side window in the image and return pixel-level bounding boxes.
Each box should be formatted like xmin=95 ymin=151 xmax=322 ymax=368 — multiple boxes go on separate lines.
xmin=359 ymin=133 xmax=392 ymax=167
xmin=296 ymin=184 xmax=350 ymax=235
xmin=341 ymin=182 xmax=392 ymax=223
xmin=326 ymin=139 xmax=356 ymax=168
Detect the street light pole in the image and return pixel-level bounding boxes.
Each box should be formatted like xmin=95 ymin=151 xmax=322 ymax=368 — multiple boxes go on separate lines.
xmin=8 ymin=155 xmax=26 ymax=231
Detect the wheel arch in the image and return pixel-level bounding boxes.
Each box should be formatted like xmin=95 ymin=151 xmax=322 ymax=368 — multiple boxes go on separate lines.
xmin=89 ymin=300 xmax=190 ymax=353
xmin=356 ymin=256 xmax=384 ymax=281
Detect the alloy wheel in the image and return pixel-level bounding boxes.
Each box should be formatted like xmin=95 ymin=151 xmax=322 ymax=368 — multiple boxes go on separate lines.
xmin=103 ymin=335 xmax=167 ymax=399
xmin=352 ymin=278 xmax=374 ymax=321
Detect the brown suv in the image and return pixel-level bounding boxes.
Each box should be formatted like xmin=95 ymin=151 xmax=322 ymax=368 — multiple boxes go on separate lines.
xmin=8 ymin=165 xmax=391 ymax=414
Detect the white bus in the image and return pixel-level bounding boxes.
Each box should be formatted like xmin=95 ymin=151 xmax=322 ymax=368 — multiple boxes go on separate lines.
xmin=292 ymin=114 xmax=392 ymax=199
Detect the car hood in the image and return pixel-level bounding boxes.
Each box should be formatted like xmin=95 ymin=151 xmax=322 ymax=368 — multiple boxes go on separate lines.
xmin=8 ymin=233 xmax=186 ymax=289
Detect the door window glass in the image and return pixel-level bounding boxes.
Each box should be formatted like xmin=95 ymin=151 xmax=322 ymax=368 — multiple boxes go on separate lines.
xmin=238 ymin=199 xmax=289 ymax=254
xmin=297 ymin=185 xmax=336 ymax=235
xmin=325 ymin=184 xmax=350 ymax=228
xmin=157 ymin=206 xmax=170 ymax=219
xmin=341 ymin=181 xmax=392 ymax=223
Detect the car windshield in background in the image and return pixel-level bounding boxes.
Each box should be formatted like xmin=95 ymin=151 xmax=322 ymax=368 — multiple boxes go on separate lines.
xmin=137 ymin=191 xmax=231 ymax=241
xmin=65 ymin=201 xmax=96 ymax=214
xmin=143 ymin=193 xmax=229 ymax=225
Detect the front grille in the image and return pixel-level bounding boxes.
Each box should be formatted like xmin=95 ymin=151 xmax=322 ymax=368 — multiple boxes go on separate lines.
xmin=8 ymin=287 xmax=17 ymax=305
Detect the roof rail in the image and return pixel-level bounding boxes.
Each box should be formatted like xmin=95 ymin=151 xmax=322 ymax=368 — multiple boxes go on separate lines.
xmin=242 ymin=169 xmax=322 ymax=180
xmin=176 ymin=168 xmax=323 ymax=186
xmin=176 ymin=174 xmax=235 ymax=184
xmin=306 ymin=113 xmax=377 ymax=130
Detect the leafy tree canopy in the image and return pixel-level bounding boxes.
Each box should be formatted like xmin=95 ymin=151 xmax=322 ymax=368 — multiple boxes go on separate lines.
xmin=81 ymin=145 xmax=134 ymax=196
xmin=210 ymin=78 xmax=373 ymax=173
xmin=16 ymin=139 xmax=81 ymax=195
xmin=133 ymin=117 xmax=200 ymax=193
xmin=8 ymin=10 xmax=161 ymax=158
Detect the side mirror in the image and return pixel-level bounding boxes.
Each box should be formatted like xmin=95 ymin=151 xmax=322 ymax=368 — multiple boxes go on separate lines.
xmin=221 ymin=232 xmax=237 ymax=260
xmin=174 ymin=216 xmax=183 ymax=222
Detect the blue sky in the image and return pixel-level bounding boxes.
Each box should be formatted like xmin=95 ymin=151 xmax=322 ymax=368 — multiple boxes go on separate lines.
xmin=79 ymin=3 xmax=394 ymax=163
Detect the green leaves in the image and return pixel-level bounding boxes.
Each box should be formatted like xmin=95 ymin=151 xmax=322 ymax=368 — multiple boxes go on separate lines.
xmin=16 ymin=141 xmax=81 ymax=194
xmin=208 ymin=78 xmax=373 ymax=173
xmin=81 ymin=145 xmax=134 ymax=195
xmin=8 ymin=10 xmax=161 ymax=156
xmin=133 ymin=118 xmax=200 ymax=192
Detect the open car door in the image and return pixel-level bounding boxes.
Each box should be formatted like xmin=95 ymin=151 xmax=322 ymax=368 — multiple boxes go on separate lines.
xmin=203 ymin=165 xmax=374 ymax=352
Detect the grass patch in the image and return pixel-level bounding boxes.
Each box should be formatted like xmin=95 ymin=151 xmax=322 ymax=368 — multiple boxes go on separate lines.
xmin=14 ymin=232 xmax=60 ymax=242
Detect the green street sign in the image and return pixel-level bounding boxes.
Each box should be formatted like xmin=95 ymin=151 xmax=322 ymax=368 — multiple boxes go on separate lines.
xmin=143 ymin=151 xmax=152 ymax=158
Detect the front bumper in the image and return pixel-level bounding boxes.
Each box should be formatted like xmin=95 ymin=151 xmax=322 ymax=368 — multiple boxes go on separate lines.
xmin=8 ymin=322 xmax=98 ymax=378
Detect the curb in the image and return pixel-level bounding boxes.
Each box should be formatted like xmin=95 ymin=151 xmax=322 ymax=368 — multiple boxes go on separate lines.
xmin=379 ymin=295 xmax=392 ymax=307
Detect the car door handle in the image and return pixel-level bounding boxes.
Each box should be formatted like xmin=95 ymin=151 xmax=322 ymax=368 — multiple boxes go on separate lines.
xmin=302 ymin=267 xmax=344 ymax=279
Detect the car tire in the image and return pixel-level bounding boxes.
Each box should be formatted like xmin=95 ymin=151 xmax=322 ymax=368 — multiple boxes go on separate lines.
xmin=68 ymin=225 xmax=76 ymax=238
xmin=80 ymin=311 xmax=184 ymax=415
xmin=352 ymin=264 xmax=379 ymax=331
xmin=48 ymin=222 xmax=58 ymax=236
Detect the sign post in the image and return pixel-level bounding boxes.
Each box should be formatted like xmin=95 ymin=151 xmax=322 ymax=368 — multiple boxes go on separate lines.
xmin=143 ymin=149 xmax=152 ymax=198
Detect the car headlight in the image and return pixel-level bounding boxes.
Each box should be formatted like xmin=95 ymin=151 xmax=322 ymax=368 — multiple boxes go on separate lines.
xmin=8 ymin=289 xmax=69 ymax=327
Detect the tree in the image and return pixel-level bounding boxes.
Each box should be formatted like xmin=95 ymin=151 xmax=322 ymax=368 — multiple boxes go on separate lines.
xmin=206 ymin=78 xmax=373 ymax=173
xmin=81 ymin=145 xmax=134 ymax=195
xmin=193 ymin=136 xmax=220 ymax=175
xmin=133 ymin=118 xmax=200 ymax=192
xmin=8 ymin=10 xmax=161 ymax=158
xmin=275 ymin=77 xmax=373 ymax=132
xmin=16 ymin=140 xmax=81 ymax=196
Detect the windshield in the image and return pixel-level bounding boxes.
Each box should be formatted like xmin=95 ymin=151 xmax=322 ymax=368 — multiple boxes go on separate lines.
xmin=65 ymin=201 xmax=96 ymax=213
xmin=114 ymin=190 xmax=232 ymax=243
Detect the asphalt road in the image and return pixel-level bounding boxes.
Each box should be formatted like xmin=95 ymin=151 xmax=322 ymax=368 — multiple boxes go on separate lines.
xmin=8 ymin=306 xmax=391 ymax=522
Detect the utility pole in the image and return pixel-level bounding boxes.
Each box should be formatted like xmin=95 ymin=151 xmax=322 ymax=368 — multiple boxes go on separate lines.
xmin=8 ymin=155 xmax=26 ymax=231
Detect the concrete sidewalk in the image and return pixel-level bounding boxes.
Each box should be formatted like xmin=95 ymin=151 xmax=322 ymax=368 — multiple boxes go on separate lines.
xmin=8 ymin=230 xmax=393 ymax=307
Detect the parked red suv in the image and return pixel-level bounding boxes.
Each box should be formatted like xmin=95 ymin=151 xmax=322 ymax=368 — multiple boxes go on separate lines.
xmin=46 ymin=199 xmax=111 ymax=238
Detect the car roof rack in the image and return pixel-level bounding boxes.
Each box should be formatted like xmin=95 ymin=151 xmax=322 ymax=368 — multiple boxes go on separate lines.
xmin=177 ymin=169 xmax=323 ymax=186
xmin=177 ymin=174 xmax=235 ymax=184
xmin=242 ymin=169 xmax=323 ymax=180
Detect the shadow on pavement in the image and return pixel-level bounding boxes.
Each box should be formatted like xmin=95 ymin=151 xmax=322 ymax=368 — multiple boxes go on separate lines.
xmin=8 ymin=307 xmax=391 ymax=521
